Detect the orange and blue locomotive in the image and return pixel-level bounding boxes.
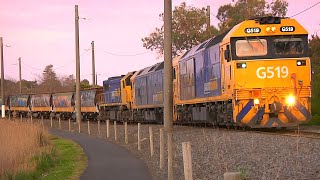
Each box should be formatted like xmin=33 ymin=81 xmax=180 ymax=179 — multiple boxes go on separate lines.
xmin=175 ymin=16 xmax=311 ymax=128
xmin=99 ymin=16 xmax=311 ymax=128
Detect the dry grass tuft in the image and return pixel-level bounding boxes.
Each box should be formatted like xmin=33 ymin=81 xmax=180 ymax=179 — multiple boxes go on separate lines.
xmin=0 ymin=119 xmax=49 ymax=175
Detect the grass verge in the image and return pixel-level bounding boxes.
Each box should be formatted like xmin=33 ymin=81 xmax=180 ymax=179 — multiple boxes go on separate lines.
xmin=4 ymin=136 xmax=87 ymax=180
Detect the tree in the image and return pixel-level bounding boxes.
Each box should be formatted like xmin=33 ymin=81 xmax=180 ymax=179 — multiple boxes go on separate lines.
xmin=21 ymin=80 xmax=38 ymax=93
xmin=309 ymin=35 xmax=320 ymax=117
xmin=61 ymin=75 xmax=75 ymax=91
xmin=309 ymin=35 xmax=320 ymax=73
xmin=80 ymin=79 xmax=91 ymax=89
xmin=217 ymin=0 xmax=288 ymax=31
xmin=142 ymin=2 xmax=218 ymax=57
xmin=38 ymin=65 xmax=62 ymax=93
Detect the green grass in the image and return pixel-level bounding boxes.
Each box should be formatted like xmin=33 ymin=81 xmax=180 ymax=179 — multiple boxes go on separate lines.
xmin=304 ymin=98 xmax=320 ymax=126
xmin=4 ymin=136 xmax=87 ymax=180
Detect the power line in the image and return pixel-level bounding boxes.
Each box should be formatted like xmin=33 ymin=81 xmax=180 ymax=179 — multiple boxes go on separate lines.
xmin=98 ymin=48 xmax=151 ymax=57
xmin=53 ymin=48 xmax=90 ymax=70
xmin=22 ymin=62 xmax=42 ymax=71
xmin=290 ymin=1 xmax=320 ymax=18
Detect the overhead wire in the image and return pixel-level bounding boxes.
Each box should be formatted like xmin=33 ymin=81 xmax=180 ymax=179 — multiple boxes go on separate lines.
xmin=94 ymin=46 xmax=150 ymax=57
xmin=290 ymin=1 xmax=320 ymax=18
xmin=101 ymin=50 xmax=151 ymax=57
xmin=21 ymin=62 xmax=43 ymax=71
xmin=53 ymin=47 xmax=91 ymax=70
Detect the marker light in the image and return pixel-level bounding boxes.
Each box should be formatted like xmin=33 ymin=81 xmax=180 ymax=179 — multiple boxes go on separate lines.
xmin=254 ymin=98 xmax=260 ymax=105
xmin=266 ymin=27 xmax=271 ymax=32
xmin=296 ymin=60 xmax=306 ymax=66
xmin=286 ymin=95 xmax=296 ymax=106
xmin=236 ymin=63 xmax=247 ymax=69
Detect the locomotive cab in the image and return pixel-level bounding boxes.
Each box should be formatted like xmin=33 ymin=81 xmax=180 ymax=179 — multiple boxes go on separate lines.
xmin=224 ymin=17 xmax=312 ymax=128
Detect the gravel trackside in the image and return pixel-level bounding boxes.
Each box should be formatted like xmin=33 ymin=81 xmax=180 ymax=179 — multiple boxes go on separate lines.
xmin=30 ymin=118 xmax=320 ymax=180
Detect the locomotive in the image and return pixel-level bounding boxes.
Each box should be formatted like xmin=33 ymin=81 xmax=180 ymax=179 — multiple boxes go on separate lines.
xmin=2 ymin=16 xmax=312 ymax=128
xmin=99 ymin=16 xmax=312 ymax=128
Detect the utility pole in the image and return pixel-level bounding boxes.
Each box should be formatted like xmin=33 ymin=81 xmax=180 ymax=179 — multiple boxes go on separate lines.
xmin=95 ymin=73 xmax=97 ymax=85
xmin=164 ymin=0 xmax=173 ymax=179
xmin=75 ymin=5 xmax=81 ymax=124
xmin=206 ymin=5 xmax=211 ymax=27
xmin=0 ymin=37 xmax=4 ymax=118
xmin=91 ymin=41 xmax=95 ymax=85
xmin=18 ymin=57 xmax=21 ymax=94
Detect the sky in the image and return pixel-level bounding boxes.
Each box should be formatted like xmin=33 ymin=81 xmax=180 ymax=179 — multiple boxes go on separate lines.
xmin=0 ymin=0 xmax=319 ymax=85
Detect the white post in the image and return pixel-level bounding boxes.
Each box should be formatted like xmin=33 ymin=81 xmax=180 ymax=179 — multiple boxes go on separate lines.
xmin=20 ymin=114 xmax=22 ymax=122
xmin=125 ymin=122 xmax=128 ymax=144
xmin=50 ymin=117 xmax=53 ymax=127
xmin=68 ymin=118 xmax=71 ymax=131
xmin=98 ymin=120 xmax=101 ymax=136
xmin=78 ymin=121 xmax=81 ymax=133
xmin=182 ymin=142 xmax=193 ymax=180
xmin=114 ymin=121 xmax=117 ymax=141
xmin=58 ymin=117 xmax=61 ymax=129
xmin=224 ymin=172 xmax=241 ymax=180
xmin=149 ymin=127 xmax=154 ymax=156
xmin=160 ymin=128 xmax=164 ymax=169
xmin=138 ymin=123 xmax=141 ymax=150
xmin=106 ymin=120 xmax=110 ymax=138
xmin=87 ymin=121 xmax=91 ymax=135
xmin=1 ymin=105 xmax=5 ymax=118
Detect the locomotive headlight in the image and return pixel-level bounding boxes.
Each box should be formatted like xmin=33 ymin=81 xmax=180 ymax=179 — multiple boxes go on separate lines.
xmin=254 ymin=98 xmax=260 ymax=105
xmin=237 ymin=62 xmax=247 ymax=69
xmin=296 ymin=60 xmax=306 ymax=66
xmin=271 ymin=26 xmax=276 ymax=32
xmin=286 ymin=95 xmax=296 ymax=106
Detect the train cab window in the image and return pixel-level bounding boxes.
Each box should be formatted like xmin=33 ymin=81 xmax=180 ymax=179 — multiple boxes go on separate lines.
xmin=236 ymin=39 xmax=267 ymax=57
xmin=274 ymin=37 xmax=304 ymax=55
xmin=125 ymin=76 xmax=132 ymax=86
xmin=104 ymin=83 xmax=110 ymax=91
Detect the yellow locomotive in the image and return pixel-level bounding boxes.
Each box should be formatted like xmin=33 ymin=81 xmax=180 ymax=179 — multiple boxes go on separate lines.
xmin=175 ymin=16 xmax=311 ymax=128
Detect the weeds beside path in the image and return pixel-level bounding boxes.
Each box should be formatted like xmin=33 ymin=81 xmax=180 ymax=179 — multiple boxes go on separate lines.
xmin=0 ymin=120 xmax=87 ymax=180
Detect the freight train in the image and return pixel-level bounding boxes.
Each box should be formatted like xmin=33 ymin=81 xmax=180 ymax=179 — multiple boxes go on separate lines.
xmin=1 ymin=88 xmax=102 ymax=120
xmin=2 ymin=16 xmax=312 ymax=128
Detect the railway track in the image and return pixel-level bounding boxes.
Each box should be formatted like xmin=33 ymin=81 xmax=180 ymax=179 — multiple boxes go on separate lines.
xmin=233 ymin=127 xmax=320 ymax=140
xmin=175 ymin=122 xmax=320 ymax=140
xmin=13 ymin=115 xmax=320 ymax=140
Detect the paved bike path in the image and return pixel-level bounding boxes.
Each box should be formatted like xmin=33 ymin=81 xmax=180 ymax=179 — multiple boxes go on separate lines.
xmin=49 ymin=129 xmax=152 ymax=180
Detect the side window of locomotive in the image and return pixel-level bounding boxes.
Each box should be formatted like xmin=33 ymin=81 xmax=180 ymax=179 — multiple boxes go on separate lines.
xmin=104 ymin=83 xmax=110 ymax=91
xmin=236 ymin=39 xmax=267 ymax=57
xmin=273 ymin=37 xmax=304 ymax=55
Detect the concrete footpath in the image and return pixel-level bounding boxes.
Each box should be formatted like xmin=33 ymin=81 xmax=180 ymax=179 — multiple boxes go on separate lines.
xmin=49 ymin=129 xmax=152 ymax=180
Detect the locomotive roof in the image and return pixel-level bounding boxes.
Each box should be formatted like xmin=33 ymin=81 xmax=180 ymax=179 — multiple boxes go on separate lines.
xmin=135 ymin=62 xmax=163 ymax=77
xmin=180 ymin=29 xmax=231 ymax=61
xmin=103 ymin=75 xmax=125 ymax=84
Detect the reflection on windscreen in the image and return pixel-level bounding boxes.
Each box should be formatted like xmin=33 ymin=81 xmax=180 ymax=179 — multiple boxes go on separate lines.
xmin=274 ymin=38 xmax=304 ymax=55
xmin=236 ymin=39 xmax=267 ymax=57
